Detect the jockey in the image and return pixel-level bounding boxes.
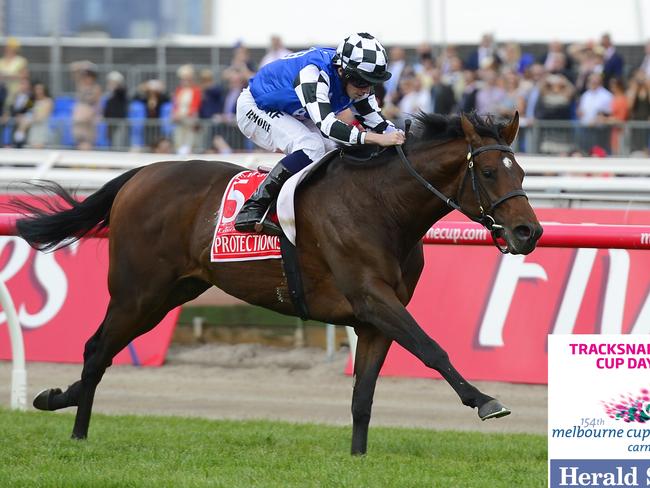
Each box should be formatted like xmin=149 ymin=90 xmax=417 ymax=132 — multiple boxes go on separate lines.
xmin=234 ymin=32 xmax=405 ymax=235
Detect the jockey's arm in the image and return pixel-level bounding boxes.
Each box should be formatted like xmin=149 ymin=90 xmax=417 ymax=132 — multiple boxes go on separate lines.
xmin=294 ymin=65 xmax=366 ymax=145
xmin=350 ymin=91 xmax=399 ymax=134
xmin=350 ymin=91 xmax=404 ymax=146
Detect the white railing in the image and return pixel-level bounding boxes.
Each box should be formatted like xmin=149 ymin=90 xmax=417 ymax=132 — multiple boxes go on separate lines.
xmin=0 ymin=149 xmax=648 ymax=204
xmin=0 ymin=276 xmax=26 ymax=410
xmin=0 ymin=149 xmax=283 ymax=190
xmin=520 ymin=155 xmax=650 ymax=176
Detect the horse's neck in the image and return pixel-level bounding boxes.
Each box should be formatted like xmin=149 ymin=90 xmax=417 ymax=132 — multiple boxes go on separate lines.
xmin=374 ymin=140 xmax=465 ymax=247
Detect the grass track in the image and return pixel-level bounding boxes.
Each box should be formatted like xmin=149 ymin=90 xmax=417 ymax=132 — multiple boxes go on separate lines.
xmin=0 ymin=408 xmax=546 ymax=487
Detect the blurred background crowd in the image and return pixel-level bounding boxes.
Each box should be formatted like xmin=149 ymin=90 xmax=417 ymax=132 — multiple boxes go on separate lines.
xmin=1 ymin=32 xmax=649 ymax=156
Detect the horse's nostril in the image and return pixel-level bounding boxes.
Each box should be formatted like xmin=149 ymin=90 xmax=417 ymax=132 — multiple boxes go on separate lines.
xmin=514 ymin=224 xmax=532 ymax=241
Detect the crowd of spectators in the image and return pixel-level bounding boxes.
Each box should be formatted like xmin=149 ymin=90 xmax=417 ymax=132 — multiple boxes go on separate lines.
xmin=380 ymin=34 xmax=650 ymax=155
xmin=0 ymin=34 xmax=649 ymax=156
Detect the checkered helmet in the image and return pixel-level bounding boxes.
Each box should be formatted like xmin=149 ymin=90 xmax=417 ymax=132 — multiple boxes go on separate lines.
xmin=335 ymin=32 xmax=391 ymax=85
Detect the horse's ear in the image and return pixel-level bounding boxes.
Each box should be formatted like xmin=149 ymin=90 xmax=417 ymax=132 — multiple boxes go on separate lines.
xmin=460 ymin=114 xmax=482 ymax=147
xmin=500 ymin=111 xmax=520 ymax=145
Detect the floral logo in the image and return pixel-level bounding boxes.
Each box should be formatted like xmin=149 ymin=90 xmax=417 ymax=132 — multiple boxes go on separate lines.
xmin=602 ymin=388 xmax=650 ymax=423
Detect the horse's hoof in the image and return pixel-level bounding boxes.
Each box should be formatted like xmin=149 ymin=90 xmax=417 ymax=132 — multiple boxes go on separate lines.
xmin=478 ymin=399 xmax=511 ymax=420
xmin=70 ymin=433 xmax=87 ymax=441
xmin=32 ymin=388 xmax=62 ymax=411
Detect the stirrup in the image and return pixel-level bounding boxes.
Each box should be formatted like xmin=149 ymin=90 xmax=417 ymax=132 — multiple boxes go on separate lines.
xmin=253 ymin=204 xmax=282 ymax=236
xmin=253 ymin=204 xmax=273 ymax=233
xmin=255 ymin=220 xmax=283 ymax=236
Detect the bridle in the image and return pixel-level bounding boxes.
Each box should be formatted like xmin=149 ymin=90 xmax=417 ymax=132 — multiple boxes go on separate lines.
xmin=395 ymin=128 xmax=528 ymax=253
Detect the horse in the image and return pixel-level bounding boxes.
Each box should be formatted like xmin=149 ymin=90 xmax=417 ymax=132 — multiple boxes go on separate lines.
xmin=12 ymin=111 xmax=542 ymax=455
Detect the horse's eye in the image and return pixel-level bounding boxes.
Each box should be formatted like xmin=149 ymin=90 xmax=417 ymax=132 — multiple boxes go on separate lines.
xmin=482 ymin=169 xmax=495 ymax=179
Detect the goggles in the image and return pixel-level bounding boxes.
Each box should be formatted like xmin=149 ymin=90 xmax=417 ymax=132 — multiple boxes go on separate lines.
xmin=345 ymin=73 xmax=374 ymax=89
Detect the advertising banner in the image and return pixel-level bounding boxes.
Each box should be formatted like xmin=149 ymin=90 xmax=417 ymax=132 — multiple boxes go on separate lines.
xmin=349 ymin=208 xmax=650 ymax=384
xmin=548 ymin=334 xmax=650 ymax=487
xmin=0 ymin=236 xmax=178 ymax=366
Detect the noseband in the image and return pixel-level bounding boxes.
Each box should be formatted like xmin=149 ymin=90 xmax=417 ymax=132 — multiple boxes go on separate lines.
xmin=395 ymin=141 xmax=528 ymax=254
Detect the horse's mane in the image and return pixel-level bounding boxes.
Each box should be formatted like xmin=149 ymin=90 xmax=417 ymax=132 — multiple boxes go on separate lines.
xmin=339 ymin=111 xmax=507 ymax=167
xmin=408 ymin=112 xmax=506 ymax=145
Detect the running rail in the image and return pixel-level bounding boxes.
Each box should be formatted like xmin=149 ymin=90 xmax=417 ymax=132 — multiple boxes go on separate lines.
xmin=423 ymin=221 xmax=650 ymax=249
xmin=3 ymin=214 xmax=650 ymax=408
xmin=1 ymin=214 xmax=649 ymax=248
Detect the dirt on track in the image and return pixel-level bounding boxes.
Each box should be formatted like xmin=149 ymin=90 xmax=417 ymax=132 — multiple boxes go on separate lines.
xmin=0 ymin=343 xmax=546 ymax=434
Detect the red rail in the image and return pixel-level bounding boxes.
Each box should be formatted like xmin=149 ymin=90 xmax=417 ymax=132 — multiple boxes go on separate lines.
xmin=0 ymin=213 xmax=23 ymax=235
xmin=423 ymin=221 xmax=650 ymax=249
xmin=3 ymin=214 xmax=650 ymax=249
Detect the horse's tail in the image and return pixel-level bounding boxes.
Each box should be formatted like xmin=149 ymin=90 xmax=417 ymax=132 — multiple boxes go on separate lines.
xmin=10 ymin=167 xmax=144 ymax=251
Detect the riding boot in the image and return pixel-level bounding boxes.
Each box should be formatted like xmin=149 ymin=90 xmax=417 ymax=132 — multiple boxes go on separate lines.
xmin=234 ymin=162 xmax=293 ymax=236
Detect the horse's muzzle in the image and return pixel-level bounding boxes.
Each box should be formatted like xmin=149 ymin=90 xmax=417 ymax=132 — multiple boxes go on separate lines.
xmin=505 ymin=222 xmax=543 ymax=255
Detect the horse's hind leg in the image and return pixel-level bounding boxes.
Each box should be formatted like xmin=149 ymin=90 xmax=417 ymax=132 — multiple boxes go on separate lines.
xmin=34 ymin=276 xmax=209 ymax=439
xmin=71 ymin=277 xmax=209 ymax=439
xmin=71 ymin=299 xmax=153 ymax=439
xmin=33 ymin=324 xmax=105 ymax=411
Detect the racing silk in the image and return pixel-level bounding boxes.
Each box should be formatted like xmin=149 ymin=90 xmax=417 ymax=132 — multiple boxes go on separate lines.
xmin=248 ymin=47 xmax=394 ymax=145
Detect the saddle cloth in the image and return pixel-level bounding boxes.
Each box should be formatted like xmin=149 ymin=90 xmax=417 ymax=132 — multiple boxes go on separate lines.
xmin=211 ymin=150 xmax=337 ymax=261
xmin=210 ymin=170 xmax=282 ymax=262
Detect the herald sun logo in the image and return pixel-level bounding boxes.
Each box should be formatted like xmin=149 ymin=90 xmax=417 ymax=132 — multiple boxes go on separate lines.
xmin=558 ymin=465 xmax=642 ymax=486
xmin=0 ymin=236 xmax=73 ymax=329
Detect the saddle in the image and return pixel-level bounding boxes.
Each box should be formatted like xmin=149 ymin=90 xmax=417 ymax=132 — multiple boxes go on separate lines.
xmin=339 ymin=144 xmax=389 ymax=162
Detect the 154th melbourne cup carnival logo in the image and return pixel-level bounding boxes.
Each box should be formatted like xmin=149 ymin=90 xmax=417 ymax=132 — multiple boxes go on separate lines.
xmin=603 ymin=389 xmax=650 ymax=424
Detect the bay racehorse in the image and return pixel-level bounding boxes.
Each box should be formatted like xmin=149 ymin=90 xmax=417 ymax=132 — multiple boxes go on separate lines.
xmin=13 ymin=112 xmax=542 ymax=455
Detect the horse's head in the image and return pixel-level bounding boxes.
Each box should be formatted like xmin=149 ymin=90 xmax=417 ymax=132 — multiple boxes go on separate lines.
xmin=458 ymin=112 xmax=542 ymax=255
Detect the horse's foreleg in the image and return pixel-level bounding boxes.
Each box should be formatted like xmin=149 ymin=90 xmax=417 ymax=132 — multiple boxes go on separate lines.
xmin=350 ymin=326 xmax=392 ymax=455
xmin=350 ymin=280 xmax=508 ymax=420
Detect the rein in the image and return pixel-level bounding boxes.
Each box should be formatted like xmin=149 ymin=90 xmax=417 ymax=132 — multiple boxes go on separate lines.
xmin=395 ymin=128 xmax=527 ymax=253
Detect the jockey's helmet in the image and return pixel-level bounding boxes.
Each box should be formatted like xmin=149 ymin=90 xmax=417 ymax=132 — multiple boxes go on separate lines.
xmin=335 ymin=33 xmax=391 ymax=87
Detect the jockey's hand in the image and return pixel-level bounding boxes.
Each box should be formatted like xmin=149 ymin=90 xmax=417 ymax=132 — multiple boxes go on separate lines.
xmin=365 ymin=130 xmax=405 ymax=147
